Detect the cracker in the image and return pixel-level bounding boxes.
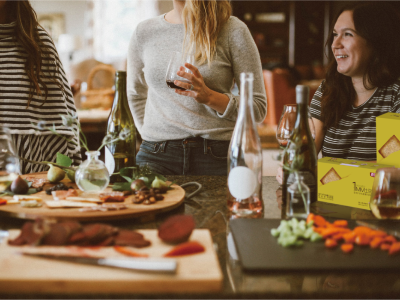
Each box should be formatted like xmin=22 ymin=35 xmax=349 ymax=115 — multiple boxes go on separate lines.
xmin=379 ymin=135 xmax=400 ymax=158
xmin=320 ymin=167 xmax=341 ymax=185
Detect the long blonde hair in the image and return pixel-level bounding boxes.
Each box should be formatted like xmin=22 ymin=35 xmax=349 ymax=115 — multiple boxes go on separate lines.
xmin=182 ymin=0 xmax=231 ymax=66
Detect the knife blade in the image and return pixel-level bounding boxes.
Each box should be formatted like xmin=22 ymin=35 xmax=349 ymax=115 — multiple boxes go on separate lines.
xmin=23 ymin=253 xmax=177 ymax=273
xmin=356 ymin=220 xmax=400 ymax=239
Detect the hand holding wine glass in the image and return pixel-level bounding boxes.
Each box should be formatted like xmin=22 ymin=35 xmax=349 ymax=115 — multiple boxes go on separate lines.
xmin=165 ymin=51 xmax=194 ymax=91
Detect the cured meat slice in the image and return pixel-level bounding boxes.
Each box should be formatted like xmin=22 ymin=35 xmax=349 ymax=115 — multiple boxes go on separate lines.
xmin=99 ymin=192 xmax=125 ymax=202
xmin=81 ymin=223 xmax=118 ymax=245
xmin=114 ymin=230 xmax=151 ymax=248
xmin=51 ymin=190 xmax=68 ymax=200
xmin=24 ymin=177 xmax=49 ymax=188
xmin=66 ymin=189 xmax=79 ymax=197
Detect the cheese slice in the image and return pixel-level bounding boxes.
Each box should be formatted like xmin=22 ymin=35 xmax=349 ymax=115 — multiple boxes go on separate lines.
xmin=46 ymin=200 xmax=98 ymax=208
xmin=13 ymin=195 xmax=43 ymax=202
xmin=65 ymin=197 xmax=102 ymax=203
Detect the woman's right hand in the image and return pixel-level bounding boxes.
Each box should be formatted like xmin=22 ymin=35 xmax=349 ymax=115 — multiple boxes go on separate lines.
xmin=276 ymin=166 xmax=283 ymax=185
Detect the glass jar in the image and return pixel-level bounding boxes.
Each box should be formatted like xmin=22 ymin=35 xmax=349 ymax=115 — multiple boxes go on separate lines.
xmin=75 ymin=151 xmax=109 ymax=192
xmin=286 ymin=173 xmax=310 ymax=218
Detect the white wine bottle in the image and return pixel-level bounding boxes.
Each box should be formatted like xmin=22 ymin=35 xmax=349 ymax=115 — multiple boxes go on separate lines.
xmin=282 ymin=85 xmax=317 ymax=206
xmin=227 ymin=72 xmax=263 ymax=218
xmin=105 ymin=71 xmax=136 ymax=183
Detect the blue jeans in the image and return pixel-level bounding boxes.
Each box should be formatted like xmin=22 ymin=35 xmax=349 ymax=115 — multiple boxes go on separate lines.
xmin=136 ymin=137 xmax=230 ymax=175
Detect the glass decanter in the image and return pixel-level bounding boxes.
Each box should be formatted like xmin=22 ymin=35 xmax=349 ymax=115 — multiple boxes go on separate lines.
xmin=75 ymin=151 xmax=109 ymax=192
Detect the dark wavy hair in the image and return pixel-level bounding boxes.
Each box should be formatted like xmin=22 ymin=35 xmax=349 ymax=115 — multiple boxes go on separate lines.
xmin=321 ymin=3 xmax=400 ymax=130
xmin=7 ymin=0 xmax=62 ymax=107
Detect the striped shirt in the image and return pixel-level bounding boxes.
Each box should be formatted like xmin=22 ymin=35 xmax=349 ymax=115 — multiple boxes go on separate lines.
xmin=310 ymin=80 xmax=400 ymax=161
xmin=0 ymin=22 xmax=81 ymax=173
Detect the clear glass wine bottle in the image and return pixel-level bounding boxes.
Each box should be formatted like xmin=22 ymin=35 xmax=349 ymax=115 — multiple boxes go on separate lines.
xmin=227 ymin=72 xmax=263 ymax=218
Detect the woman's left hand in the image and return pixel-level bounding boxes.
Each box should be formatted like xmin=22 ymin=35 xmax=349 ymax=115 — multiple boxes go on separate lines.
xmin=174 ymin=63 xmax=212 ymax=105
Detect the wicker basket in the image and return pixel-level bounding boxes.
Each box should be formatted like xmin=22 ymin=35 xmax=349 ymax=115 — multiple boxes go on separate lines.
xmin=81 ymin=64 xmax=116 ymax=109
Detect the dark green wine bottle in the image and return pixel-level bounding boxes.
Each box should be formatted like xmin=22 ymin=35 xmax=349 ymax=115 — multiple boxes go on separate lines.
xmin=282 ymin=85 xmax=318 ymax=207
xmin=105 ymin=71 xmax=136 ymax=183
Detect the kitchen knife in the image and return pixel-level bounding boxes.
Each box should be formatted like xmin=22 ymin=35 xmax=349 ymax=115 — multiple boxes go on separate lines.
xmin=23 ymin=253 xmax=177 ymax=273
xmin=356 ymin=220 xmax=400 ymax=239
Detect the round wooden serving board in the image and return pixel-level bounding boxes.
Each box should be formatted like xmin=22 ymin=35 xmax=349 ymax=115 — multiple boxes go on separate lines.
xmin=0 ymin=172 xmax=185 ymax=222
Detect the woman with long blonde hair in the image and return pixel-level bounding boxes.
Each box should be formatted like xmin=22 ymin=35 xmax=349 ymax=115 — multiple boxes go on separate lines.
xmin=128 ymin=0 xmax=266 ymax=175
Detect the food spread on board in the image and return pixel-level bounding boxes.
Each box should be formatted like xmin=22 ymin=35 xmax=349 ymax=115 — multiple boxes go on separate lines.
xmin=7 ymin=215 xmax=204 ymax=258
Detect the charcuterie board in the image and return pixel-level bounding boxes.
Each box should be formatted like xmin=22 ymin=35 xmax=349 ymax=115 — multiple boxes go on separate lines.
xmin=0 ymin=172 xmax=185 ymax=221
xmin=0 ymin=229 xmax=223 ymax=294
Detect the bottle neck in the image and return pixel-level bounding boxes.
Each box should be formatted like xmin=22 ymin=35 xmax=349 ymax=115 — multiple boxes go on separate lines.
xmin=293 ymin=102 xmax=310 ymax=131
xmin=238 ymin=75 xmax=255 ymax=122
xmin=85 ymin=151 xmax=100 ymax=160
xmin=112 ymin=75 xmax=128 ymax=110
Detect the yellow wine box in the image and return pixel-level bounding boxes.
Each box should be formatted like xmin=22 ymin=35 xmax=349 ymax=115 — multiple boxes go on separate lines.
xmin=317 ymin=157 xmax=393 ymax=210
xmin=376 ymin=112 xmax=400 ymax=166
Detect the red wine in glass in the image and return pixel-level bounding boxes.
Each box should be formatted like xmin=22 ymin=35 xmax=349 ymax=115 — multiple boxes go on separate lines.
xmin=165 ymin=51 xmax=194 ymax=90
xmin=166 ymin=80 xmax=185 ymax=90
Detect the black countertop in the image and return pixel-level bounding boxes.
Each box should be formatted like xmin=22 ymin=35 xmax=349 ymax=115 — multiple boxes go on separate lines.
xmin=1 ymin=176 xmax=400 ymax=299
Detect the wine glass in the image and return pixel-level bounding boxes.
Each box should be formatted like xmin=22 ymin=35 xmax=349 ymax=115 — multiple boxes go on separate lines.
xmin=276 ymin=104 xmax=297 ymax=147
xmin=370 ymin=167 xmax=400 ymax=220
xmin=0 ymin=127 xmax=19 ymax=192
xmin=165 ymin=51 xmax=195 ymax=90
xmin=276 ymin=104 xmax=316 ymax=147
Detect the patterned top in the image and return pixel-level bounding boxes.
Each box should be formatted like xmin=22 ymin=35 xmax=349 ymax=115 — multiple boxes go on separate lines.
xmin=310 ymin=80 xmax=400 ymax=161
xmin=0 ymin=22 xmax=81 ymax=173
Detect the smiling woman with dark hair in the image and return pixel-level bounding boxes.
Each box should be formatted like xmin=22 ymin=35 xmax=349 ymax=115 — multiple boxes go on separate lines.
xmin=310 ymin=2 xmax=400 ymax=161
xmin=277 ymin=2 xmax=400 ymax=184
xmin=0 ymin=0 xmax=81 ymax=174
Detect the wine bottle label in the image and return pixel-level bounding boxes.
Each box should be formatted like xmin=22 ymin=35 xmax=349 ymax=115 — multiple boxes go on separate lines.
xmin=228 ymin=166 xmax=257 ymax=199
xmin=105 ymin=147 xmax=115 ymax=175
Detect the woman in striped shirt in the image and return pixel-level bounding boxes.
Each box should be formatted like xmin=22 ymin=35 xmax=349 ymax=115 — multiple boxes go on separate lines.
xmin=0 ymin=1 xmax=81 ymax=174
xmin=311 ymin=3 xmax=400 ymax=161
xmin=277 ymin=3 xmax=400 ymax=184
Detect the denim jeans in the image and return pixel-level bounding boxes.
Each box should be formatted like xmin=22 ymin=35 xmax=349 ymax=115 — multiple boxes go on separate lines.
xmin=136 ymin=137 xmax=230 ymax=175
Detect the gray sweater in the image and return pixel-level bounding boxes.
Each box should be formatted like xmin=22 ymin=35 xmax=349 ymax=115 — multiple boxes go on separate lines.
xmin=127 ymin=14 xmax=267 ymax=141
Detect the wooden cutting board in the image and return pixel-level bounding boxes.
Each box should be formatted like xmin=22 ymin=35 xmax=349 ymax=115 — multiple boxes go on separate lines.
xmin=0 ymin=172 xmax=185 ymax=221
xmin=230 ymin=218 xmax=400 ymax=271
xmin=0 ymin=229 xmax=222 ymax=294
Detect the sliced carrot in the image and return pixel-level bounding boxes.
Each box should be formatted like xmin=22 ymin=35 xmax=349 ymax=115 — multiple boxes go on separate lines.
xmin=389 ymin=242 xmax=400 ymax=255
xmin=331 ymin=233 xmax=344 ymax=241
xmin=325 ymin=238 xmax=338 ymax=248
xmin=163 ymin=241 xmax=205 ymax=257
xmin=341 ymin=243 xmax=354 ymax=253
xmin=333 ymin=220 xmax=348 ymax=228
xmin=342 ymin=231 xmax=356 ymax=244
xmin=370 ymin=237 xmax=385 ymax=249
xmin=0 ymin=199 xmax=7 ymax=206
xmin=306 ymin=213 xmax=315 ymax=225
xmin=114 ymin=246 xmax=149 ymax=257
xmin=380 ymin=243 xmax=391 ymax=251
xmin=321 ymin=227 xmax=350 ymax=239
xmin=313 ymin=215 xmax=328 ymax=227
xmin=355 ymin=233 xmax=371 ymax=246
xmin=353 ymin=226 xmax=373 ymax=235
xmin=384 ymin=235 xmax=397 ymax=244
xmin=370 ymin=230 xmax=387 ymax=238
